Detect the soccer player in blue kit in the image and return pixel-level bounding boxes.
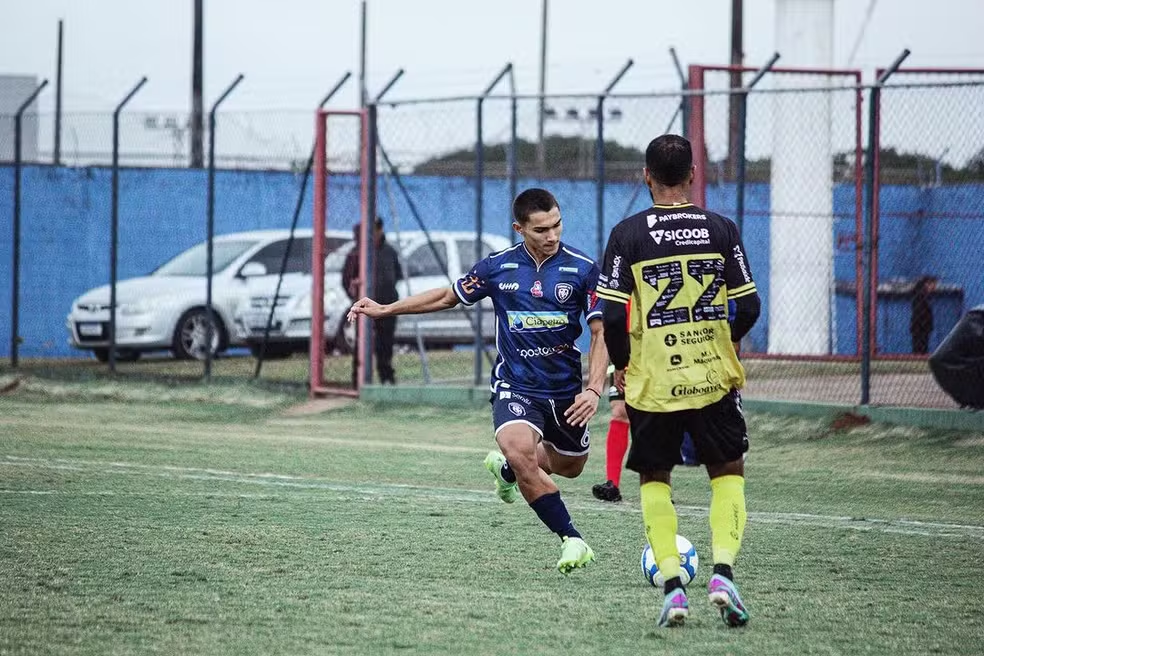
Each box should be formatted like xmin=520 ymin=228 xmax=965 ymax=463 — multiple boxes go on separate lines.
xmin=347 ymin=188 xmax=607 ymax=574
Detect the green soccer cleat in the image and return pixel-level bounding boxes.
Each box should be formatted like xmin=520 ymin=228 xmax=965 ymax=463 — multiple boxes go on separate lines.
xmin=484 ymin=450 xmax=519 ymax=504
xmin=556 ymin=536 xmax=595 ymax=575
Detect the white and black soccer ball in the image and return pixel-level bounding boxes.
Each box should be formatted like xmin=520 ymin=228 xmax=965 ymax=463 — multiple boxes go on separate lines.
xmin=641 ymin=534 xmax=699 ymax=587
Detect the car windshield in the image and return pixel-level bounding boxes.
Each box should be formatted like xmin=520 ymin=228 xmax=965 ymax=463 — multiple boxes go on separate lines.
xmin=153 ymin=240 xmax=259 ymax=276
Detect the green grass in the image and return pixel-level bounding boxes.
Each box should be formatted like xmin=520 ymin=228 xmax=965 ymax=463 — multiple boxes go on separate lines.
xmin=0 ymin=379 xmax=982 ymax=655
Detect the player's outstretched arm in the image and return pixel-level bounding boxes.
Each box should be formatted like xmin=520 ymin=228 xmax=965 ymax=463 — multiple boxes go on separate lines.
xmin=346 ymin=286 xmax=460 ymax=322
xmin=564 ymin=318 xmax=607 ymax=428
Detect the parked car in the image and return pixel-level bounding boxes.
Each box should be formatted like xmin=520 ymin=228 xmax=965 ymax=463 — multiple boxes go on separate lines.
xmin=236 ymin=230 xmax=513 ymax=357
xmin=66 ymin=229 xmax=352 ymax=361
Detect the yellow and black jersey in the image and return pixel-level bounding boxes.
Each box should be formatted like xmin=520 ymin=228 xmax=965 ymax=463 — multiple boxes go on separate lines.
xmin=596 ymin=203 xmax=757 ymax=412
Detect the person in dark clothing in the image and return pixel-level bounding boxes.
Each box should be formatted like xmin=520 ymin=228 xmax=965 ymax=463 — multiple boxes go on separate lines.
xmin=929 ymin=304 xmax=983 ymax=409
xmin=910 ymin=276 xmax=939 ymax=354
xmin=342 ymin=217 xmax=403 ymax=384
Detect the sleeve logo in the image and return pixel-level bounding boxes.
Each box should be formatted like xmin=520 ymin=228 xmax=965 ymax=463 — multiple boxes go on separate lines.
xmin=460 ymin=274 xmax=483 ymax=294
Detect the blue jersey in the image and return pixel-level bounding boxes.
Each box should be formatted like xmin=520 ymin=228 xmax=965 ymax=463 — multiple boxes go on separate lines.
xmin=452 ymin=242 xmax=603 ymax=399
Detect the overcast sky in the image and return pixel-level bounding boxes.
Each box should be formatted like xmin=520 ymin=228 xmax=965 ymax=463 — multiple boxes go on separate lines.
xmin=3 ymin=0 xmax=983 ymax=111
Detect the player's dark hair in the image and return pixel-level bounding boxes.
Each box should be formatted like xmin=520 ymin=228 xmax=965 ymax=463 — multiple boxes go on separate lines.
xmin=645 ymin=134 xmax=693 ymax=186
xmin=512 ymin=188 xmax=559 ymax=224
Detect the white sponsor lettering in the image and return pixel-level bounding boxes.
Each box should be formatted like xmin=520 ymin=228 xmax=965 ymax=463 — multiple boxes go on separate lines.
xmin=732 ymin=244 xmax=751 ymax=283
xmin=559 ymin=266 xmax=579 ymax=273
xmin=611 ymin=255 xmax=622 ymax=280
xmin=652 ymin=211 xmax=707 ymax=223
xmin=498 ymin=281 xmax=520 ymax=291
xmin=500 ymin=263 xmax=520 ymax=269
xmin=650 ymin=227 xmax=711 ymax=246
xmin=517 ymin=344 xmax=573 ymax=358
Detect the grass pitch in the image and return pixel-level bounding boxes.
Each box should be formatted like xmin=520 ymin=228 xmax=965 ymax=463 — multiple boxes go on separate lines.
xmin=0 ymin=377 xmax=982 ymax=655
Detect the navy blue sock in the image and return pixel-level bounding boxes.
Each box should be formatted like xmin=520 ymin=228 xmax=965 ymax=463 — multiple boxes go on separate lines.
xmin=528 ymin=491 xmax=581 ymax=540
xmin=500 ymin=461 xmax=516 ymax=483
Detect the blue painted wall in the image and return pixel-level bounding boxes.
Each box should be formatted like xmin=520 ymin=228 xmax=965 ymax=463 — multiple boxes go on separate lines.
xmin=0 ymin=164 xmax=983 ymax=359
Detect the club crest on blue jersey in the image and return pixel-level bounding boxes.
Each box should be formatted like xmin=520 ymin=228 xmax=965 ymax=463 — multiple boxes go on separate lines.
xmin=555 ymin=282 xmax=573 ymax=303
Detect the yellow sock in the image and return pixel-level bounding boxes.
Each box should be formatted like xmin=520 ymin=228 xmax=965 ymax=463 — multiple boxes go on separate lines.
xmin=710 ymin=475 xmax=747 ymax=566
xmin=640 ymin=481 xmax=680 ymax=583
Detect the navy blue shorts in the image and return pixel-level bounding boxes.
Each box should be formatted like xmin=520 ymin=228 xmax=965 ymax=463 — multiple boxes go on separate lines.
xmin=491 ymin=390 xmax=591 ymax=457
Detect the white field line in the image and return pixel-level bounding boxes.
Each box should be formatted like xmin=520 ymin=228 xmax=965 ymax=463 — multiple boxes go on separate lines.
xmin=0 ymin=455 xmax=983 ymax=540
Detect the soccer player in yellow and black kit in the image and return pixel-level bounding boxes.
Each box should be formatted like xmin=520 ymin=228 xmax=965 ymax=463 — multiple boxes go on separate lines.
xmin=597 ymin=134 xmax=760 ymax=628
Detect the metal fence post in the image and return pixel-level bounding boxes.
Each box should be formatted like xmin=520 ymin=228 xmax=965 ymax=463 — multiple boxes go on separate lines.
xmin=474 ymin=63 xmax=512 ymax=386
xmin=362 ymin=103 xmax=378 ymax=389
xmin=595 ymin=59 xmax=632 ymax=257
xmin=734 ymin=54 xmax=779 ymax=235
xmin=253 ymin=72 xmax=350 ymax=380
xmin=508 ymin=69 xmax=518 ymax=246
xmin=8 ymin=80 xmax=49 ymax=368
xmin=109 ymin=77 xmax=148 ymax=373
xmin=205 ymin=74 xmax=244 ymax=379
xmin=669 ymin=48 xmax=688 ymax=137
xmin=860 ymin=50 xmax=909 ymax=405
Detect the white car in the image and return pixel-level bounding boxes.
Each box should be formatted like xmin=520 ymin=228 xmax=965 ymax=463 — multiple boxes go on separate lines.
xmin=237 ymin=230 xmax=513 ymax=357
xmin=66 ymin=229 xmax=353 ymax=361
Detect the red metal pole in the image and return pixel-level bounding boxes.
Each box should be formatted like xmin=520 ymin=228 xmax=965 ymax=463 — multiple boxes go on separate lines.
xmin=357 ymin=108 xmax=370 ymax=390
xmin=687 ymin=65 xmax=707 ymax=207
xmin=310 ymin=111 xmax=328 ymax=396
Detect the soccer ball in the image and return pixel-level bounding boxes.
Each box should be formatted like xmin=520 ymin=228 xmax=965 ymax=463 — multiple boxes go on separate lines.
xmin=641 ymin=534 xmax=699 ymax=587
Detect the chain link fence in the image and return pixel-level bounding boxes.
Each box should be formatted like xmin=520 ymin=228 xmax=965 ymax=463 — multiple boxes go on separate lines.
xmin=1 ymin=73 xmax=982 ymax=409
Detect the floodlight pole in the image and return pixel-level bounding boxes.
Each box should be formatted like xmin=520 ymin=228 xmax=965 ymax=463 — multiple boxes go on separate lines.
xmin=109 ymin=77 xmax=147 ymax=374
xmin=595 ymin=58 xmax=633 ymax=256
xmin=9 ymin=80 xmax=49 ymax=368
xmin=860 ymin=49 xmax=909 ymax=405
xmin=205 ymin=73 xmax=244 ymax=379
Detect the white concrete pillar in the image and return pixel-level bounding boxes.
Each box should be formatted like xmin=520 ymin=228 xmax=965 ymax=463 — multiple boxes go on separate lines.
xmin=769 ymin=0 xmax=836 ymax=354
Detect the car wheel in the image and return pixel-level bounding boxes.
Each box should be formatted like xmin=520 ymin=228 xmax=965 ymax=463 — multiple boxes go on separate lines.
xmin=93 ymin=348 xmax=110 ymax=363
xmin=172 ymin=309 xmax=226 ymax=360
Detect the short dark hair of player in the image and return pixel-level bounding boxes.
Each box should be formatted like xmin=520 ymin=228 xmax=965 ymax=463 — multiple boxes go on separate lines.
xmin=645 ymin=134 xmax=693 ymax=187
xmin=512 ymin=188 xmax=560 ymax=224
